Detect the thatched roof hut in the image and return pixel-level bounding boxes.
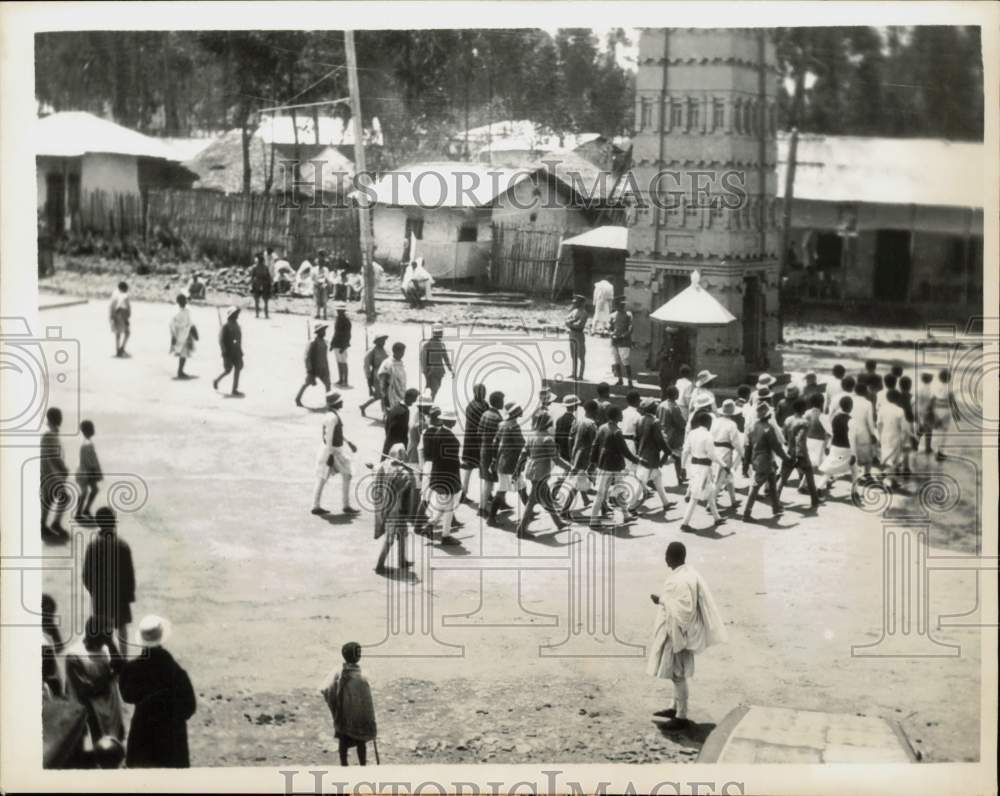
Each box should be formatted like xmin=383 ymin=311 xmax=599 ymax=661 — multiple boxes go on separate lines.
xmin=185 ymin=129 xmax=354 ymax=197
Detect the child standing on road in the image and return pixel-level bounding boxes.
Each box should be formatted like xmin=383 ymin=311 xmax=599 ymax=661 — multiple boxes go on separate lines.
xmin=322 ymin=642 xmax=377 ymax=766
xmin=75 ymin=420 xmax=103 ymax=523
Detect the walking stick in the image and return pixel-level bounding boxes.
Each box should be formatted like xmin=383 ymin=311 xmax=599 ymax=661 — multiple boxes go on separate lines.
xmin=215 ymin=306 xmax=222 ymax=327
xmin=373 ymin=738 xmax=381 ymax=765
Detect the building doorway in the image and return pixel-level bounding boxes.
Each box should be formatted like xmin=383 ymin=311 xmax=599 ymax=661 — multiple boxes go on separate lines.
xmin=45 ymin=173 xmax=65 ymax=235
xmin=742 ymin=274 xmax=766 ymax=370
xmin=873 ymin=230 xmax=911 ymax=301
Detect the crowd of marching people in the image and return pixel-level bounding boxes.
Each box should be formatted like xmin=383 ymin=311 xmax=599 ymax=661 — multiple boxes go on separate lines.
xmin=301 ymin=341 xmax=959 ymax=568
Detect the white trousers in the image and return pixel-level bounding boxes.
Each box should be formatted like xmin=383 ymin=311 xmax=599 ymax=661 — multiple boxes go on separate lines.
xmin=428 ymin=490 xmax=460 ymax=536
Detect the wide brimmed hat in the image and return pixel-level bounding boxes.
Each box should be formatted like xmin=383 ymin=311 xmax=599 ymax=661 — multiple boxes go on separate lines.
xmin=138 ymin=615 xmax=170 ymax=647
xmin=614 ymin=294 xmax=626 ymax=303
xmin=505 ymin=402 xmax=523 ymax=418
xmin=431 ymin=324 xmax=444 ymax=335
xmin=695 ymin=369 xmax=717 ymax=387
xmin=313 ymin=322 xmax=329 ymax=334
xmin=439 ymin=409 xmax=458 ymax=424
xmin=720 ymin=399 xmax=737 ymax=416
xmin=756 ymin=387 xmax=774 ymax=401
xmin=691 ymin=394 xmax=714 ymax=412
xmin=416 ymin=392 xmax=434 ymax=408
xmin=225 ymin=306 xmax=240 ymax=319
xmin=539 ymin=388 xmax=557 ymax=404
xmin=572 ymin=294 xmax=586 ymax=303
xmin=373 ymin=332 xmax=389 ymax=343
xmin=756 ymin=373 xmax=775 ymax=387
xmin=326 ymin=389 xmax=344 ymax=407
xmin=756 ymin=402 xmax=772 ymax=418
xmin=640 ymin=397 xmax=659 ymax=413
xmin=333 ymin=302 xmax=348 ymax=312
xmin=562 ymin=394 xmax=580 ymax=407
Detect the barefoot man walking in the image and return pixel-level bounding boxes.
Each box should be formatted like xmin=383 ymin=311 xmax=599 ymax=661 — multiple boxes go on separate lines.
xmin=647 ymin=541 xmax=727 ymax=732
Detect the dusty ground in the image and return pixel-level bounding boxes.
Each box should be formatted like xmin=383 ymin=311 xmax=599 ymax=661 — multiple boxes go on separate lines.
xmin=36 ymin=291 xmax=986 ymax=767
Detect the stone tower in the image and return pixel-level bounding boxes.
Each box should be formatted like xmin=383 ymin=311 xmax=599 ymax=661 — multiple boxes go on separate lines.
xmin=624 ymin=28 xmax=782 ymax=385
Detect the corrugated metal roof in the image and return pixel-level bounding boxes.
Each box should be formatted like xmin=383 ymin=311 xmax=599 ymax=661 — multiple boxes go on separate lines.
xmin=537 ymin=150 xmax=618 ymax=202
xmin=369 ymin=162 xmax=537 ymax=207
xmin=257 ymin=114 xmax=383 ymax=147
xmin=36 ymin=111 xmax=182 ymax=161
xmin=460 ymin=119 xmax=602 ymax=152
xmin=562 ymin=225 xmax=629 ymax=250
xmin=778 ymin=134 xmax=984 ymax=209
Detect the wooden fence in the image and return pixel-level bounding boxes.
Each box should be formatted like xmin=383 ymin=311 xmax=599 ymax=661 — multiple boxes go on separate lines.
xmin=146 ymin=189 xmax=361 ymax=265
xmin=77 ymin=190 xmax=145 ymax=238
xmin=68 ymin=188 xmax=360 ymax=266
xmin=489 ymin=223 xmax=575 ymax=297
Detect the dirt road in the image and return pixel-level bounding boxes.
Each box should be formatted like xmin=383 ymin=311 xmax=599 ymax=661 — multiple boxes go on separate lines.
xmin=36 ymin=296 xmax=984 ymax=765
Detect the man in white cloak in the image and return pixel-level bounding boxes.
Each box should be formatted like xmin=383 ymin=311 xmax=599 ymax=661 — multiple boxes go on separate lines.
xmin=591 ymin=279 xmax=614 ymax=335
xmin=647 ymin=541 xmax=727 ymax=731
xmin=168 ymin=294 xmax=198 ymax=379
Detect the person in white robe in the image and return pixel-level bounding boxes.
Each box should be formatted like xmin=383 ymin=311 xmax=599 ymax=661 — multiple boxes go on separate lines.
xmin=877 ymin=389 xmax=908 ymax=488
xmin=647 ymin=541 xmax=727 ymax=730
xmin=591 ymin=279 xmax=614 ymax=334
xmin=168 ymin=294 xmax=198 ymax=379
xmin=295 ymin=258 xmax=315 ymax=297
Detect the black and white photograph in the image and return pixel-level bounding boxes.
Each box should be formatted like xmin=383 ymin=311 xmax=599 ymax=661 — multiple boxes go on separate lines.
xmin=1 ymin=3 xmax=996 ymax=794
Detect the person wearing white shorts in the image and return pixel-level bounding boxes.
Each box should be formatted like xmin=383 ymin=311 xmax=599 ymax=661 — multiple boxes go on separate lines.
xmin=311 ymin=391 xmax=359 ymax=516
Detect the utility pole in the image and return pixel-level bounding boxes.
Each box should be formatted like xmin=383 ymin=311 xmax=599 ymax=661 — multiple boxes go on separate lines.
xmin=778 ymin=63 xmax=806 ymax=345
xmin=346 ymin=30 xmax=376 ymax=321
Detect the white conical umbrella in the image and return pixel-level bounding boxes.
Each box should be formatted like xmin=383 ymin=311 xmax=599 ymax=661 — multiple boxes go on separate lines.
xmin=649 ymin=270 xmax=737 ymax=327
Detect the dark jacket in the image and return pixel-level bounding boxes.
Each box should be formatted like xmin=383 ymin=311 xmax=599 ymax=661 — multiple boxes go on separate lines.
xmin=120 ymin=646 xmax=196 ymax=768
xmin=383 ymin=403 xmax=410 ymax=454
xmin=251 ymin=263 xmax=272 ymax=292
xmin=592 ymin=423 xmax=639 ymax=472
xmin=423 ymin=425 xmax=462 ymax=494
xmin=478 ymin=408 xmax=503 ymax=477
xmin=219 ymin=320 xmax=243 ymax=365
xmin=748 ymin=419 xmax=790 ymax=475
xmin=554 ymin=411 xmax=576 ymax=461
xmin=656 ymin=400 xmax=685 ymax=452
xmin=494 ymin=418 xmax=525 ymax=476
xmin=306 ymin=337 xmax=330 ymax=382
xmin=569 ymin=416 xmax=597 ymax=471
xmin=635 ymin=414 xmax=668 ymax=467
xmin=595 ymin=399 xmax=612 ymax=427
xmin=82 ymin=532 xmax=135 ymax=627
xmin=462 ymin=399 xmax=489 ymax=466
xmin=330 ymin=314 xmax=352 ymax=350
xmin=40 ymin=429 xmax=68 ymax=480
